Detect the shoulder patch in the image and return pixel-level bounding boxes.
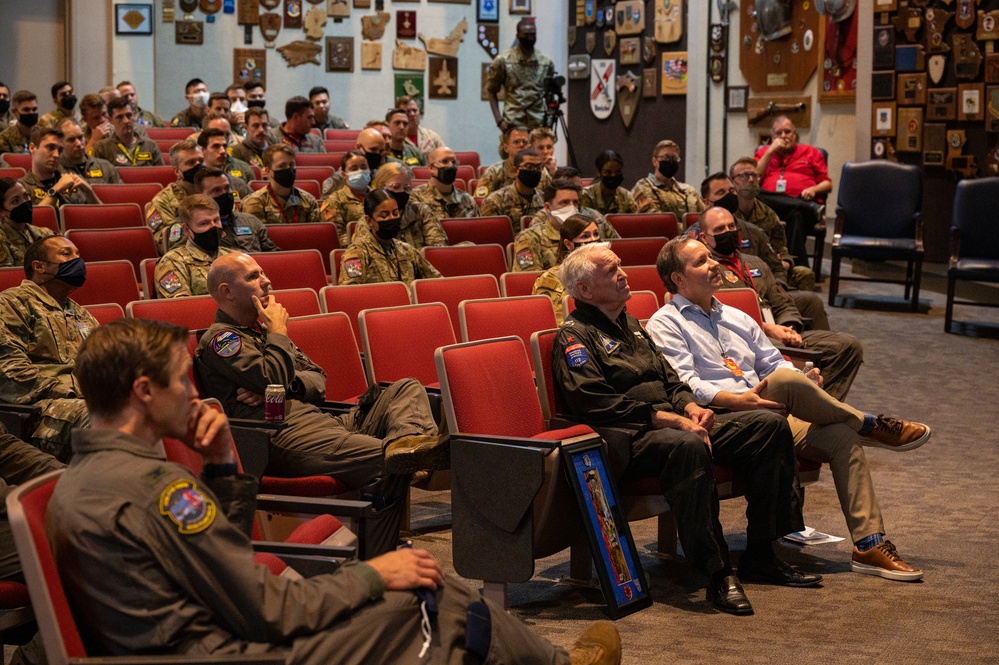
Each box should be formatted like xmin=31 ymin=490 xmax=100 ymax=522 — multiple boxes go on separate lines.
xmin=158 ymin=271 xmax=182 ymax=294
xmin=723 ymin=270 xmax=740 ymax=284
xmin=474 ymin=185 xmax=489 ymax=198
xmin=598 ymin=333 xmax=621 ymax=354
xmin=740 ymin=238 xmax=752 ymax=248
xmin=564 ymin=342 xmax=590 ymax=368
xmin=147 ymin=209 xmax=162 ymax=230
xmin=748 ymin=268 xmax=763 ymax=278
xmin=159 ymin=479 xmax=216 ymax=535
xmin=344 ymin=257 xmax=363 ymax=278
xmin=168 ymin=224 xmax=183 ymax=244
xmin=515 ymin=249 xmax=535 ymax=270
xmin=211 ymin=330 xmax=243 ymax=357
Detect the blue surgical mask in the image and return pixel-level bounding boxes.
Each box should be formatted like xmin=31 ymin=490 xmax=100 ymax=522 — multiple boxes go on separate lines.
xmin=347 ymin=169 xmax=371 ymax=190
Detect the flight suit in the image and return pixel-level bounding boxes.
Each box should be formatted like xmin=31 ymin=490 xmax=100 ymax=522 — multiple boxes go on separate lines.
xmin=275 ymin=125 xmax=326 ymax=153
xmin=385 ymin=142 xmax=426 ymax=167
xmin=60 ymin=154 xmax=122 ymax=184
xmin=221 ymin=211 xmax=279 ymax=253
xmin=20 ymin=171 xmax=92 ymax=207
xmin=91 ymin=136 xmax=165 ymax=167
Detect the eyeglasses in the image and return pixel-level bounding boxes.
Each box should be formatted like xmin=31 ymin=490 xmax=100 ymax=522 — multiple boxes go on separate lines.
xmin=656 ymin=155 xmax=681 ymax=163
xmin=772 ymin=128 xmax=795 ymax=136
xmin=733 ymin=172 xmax=758 ymax=181
xmin=385 ymin=184 xmax=412 ymax=193
xmin=509 ymin=139 xmax=530 ymax=148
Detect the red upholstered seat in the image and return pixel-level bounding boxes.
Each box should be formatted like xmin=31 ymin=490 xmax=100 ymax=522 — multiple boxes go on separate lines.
xmin=422 ymin=244 xmax=508 ymax=278
xmin=359 ymin=303 xmax=455 ymax=387
xmin=412 ymin=274 xmax=500 ymax=334
xmin=606 ymin=213 xmax=679 ymax=239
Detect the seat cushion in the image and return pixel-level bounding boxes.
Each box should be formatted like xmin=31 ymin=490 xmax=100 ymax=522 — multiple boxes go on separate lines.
xmin=952 ymin=258 xmax=999 ymax=280
xmin=834 ymin=235 xmax=921 ymax=260
xmin=0 ymin=580 xmax=30 ymax=609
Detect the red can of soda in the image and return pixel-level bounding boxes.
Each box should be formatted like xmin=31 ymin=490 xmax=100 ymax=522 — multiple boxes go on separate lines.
xmin=264 ymin=384 xmax=285 ymax=423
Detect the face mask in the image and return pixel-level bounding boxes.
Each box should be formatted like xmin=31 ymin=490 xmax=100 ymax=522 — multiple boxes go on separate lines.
xmin=181 ymin=163 xmax=204 ymax=184
xmin=737 ymin=182 xmax=761 ymax=199
xmin=714 ymin=192 xmax=740 ymax=215
xmin=59 ymin=94 xmax=77 ymax=111
xmin=657 ymin=158 xmax=680 ymax=179
xmin=0 ymin=100 xmax=9 ymax=115
xmin=347 ymin=169 xmax=371 ymax=190
xmin=192 ymin=226 xmax=221 ymax=254
xmin=549 ymin=204 xmax=577 ymax=223
xmin=375 ymin=215 xmax=402 ymax=240
xmin=601 ymin=174 xmax=624 ymax=190
xmin=388 ymin=190 xmax=410 ymax=211
xmin=19 ymin=112 xmax=38 ymax=128
xmin=272 ymin=167 xmax=296 ymax=188
xmin=51 ymin=257 xmax=87 ymax=287
xmin=518 ymin=168 xmax=542 ymax=189
xmin=435 ymin=165 xmax=458 ymax=185
xmin=519 ymin=36 xmax=536 ymax=50
xmin=8 ymin=200 xmax=32 ymax=225
xmin=364 ymin=151 xmax=382 ymax=172
xmin=231 ymin=100 xmax=248 ymax=114
xmin=190 ymin=91 xmax=210 ymax=109
xmin=711 ymin=229 xmax=740 ymax=256
xmin=213 ymin=192 xmax=235 ymax=219
xmin=247 ymin=99 xmax=266 ymax=109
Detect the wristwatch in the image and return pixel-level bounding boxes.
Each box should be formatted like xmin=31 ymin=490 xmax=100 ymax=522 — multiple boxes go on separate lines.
xmin=47 ymin=188 xmax=58 ymax=198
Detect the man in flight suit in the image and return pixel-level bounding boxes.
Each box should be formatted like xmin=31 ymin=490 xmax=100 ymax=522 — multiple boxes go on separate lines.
xmin=49 ymin=317 xmax=622 ymax=664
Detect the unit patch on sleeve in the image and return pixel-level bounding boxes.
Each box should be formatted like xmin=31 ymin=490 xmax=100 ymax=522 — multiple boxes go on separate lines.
xmin=210 ymin=330 xmax=243 ymax=358
xmin=516 ymin=249 xmax=536 ymax=270
xmin=565 ymin=342 xmax=590 ymax=368
xmin=159 ymin=479 xmax=216 ymax=535
xmin=344 ymin=258 xmax=363 ymax=278
xmin=158 ymin=271 xmax=182 ymax=294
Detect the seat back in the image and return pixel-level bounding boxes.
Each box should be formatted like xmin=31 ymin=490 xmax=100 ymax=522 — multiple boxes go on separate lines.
xmin=324 ymin=140 xmax=357 ymax=155
xmin=0 ymin=267 xmax=24 ymax=292
xmin=530 ymin=328 xmax=567 ymax=421
xmin=264 ymin=223 xmax=340 ymax=276
xmin=609 ymin=237 xmax=669 ymax=266
xmin=68 ymin=260 xmax=141 ymax=308
xmin=90 ymin=183 xmax=162 ymax=210
xmin=460 ymin=295 xmax=557 ymax=346
xmin=621 ymin=265 xmax=668 ymax=306
xmin=32 ymin=206 xmax=60 ymax=234
xmin=83 ymin=302 xmax=125 ymax=325
xmin=66 ymin=227 xmax=158 ymax=274
xmin=838 ymin=161 xmax=922 ymax=238
xmin=117 ymin=166 xmax=177 ymax=188
xmin=320 ymin=282 xmax=412 ymax=342
xmin=605 ymin=213 xmax=679 ymax=239
xmin=0 ymin=153 xmax=31 ymax=170
xmin=952 ymin=177 xmax=999 ymax=260
xmin=61 ymin=203 xmax=144 ymax=231
xmin=8 ymin=470 xmax=87 ymax=665
xmin=0 ymin=167 xmax=26 ymax=179
xmin=435 ymin=337 xmax=547 ymax=437
xmin=251 ymin=250 xmax=327 ymax=292
xmin=294 ymin=153 xmax=341 ymax=168
xmin=623 ymin=290 xmax=661 ymax=320
xmin=126 ymin=294 xmax=219 ymax=329
xmin=440 ymin=216 xmax=515 ymax=246
xmin=272 ymin=288 xmax=321 ymax=316
xmin=145 ymin=127 xmax=195 ymax=140
xmin=713 ymin=287 xmax=765 ymax=328
xmin=325 ymin=128 xmax=361 ymax=141
xmin=359 ymin=303 xmax=455 ymax=386
xmin=422 ymin=244 xmax=508 ymax=277
xmin=412 ymin=274 xmax=500 ymax=333
xmin=500 ymin=270 xmax=543 ymax=297
xmin=683 ymin=212 xmax=701 ymax=230
xmin=453 ymin=151 xmax=481 ymax=173
xmin=286 ymin=313 xmax=369 ymax=402
xmin=294 ymin=166 xmax=335 ymax=184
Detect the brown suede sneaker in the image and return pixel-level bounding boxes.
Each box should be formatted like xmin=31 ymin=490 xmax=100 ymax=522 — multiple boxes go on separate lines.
xmin=383 ymin=434 xmax=450 ymax=474
xmin=851 ymin=540 xmax=923 ymax=581
xmin=569 ymin=620 xmax=622 ymax=665
xmin=865 ymin=415 xmax=931 ymax=452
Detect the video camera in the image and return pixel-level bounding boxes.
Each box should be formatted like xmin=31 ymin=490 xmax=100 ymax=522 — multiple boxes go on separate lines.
xmin=543 ymin=73 xmax=567 ymax=114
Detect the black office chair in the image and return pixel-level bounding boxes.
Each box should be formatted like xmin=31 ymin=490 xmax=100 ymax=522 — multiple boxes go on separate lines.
xmin=828 ymin=161 xmax=924 ymax=312
xmin=946 ymin=177 xmax=999 ymax=333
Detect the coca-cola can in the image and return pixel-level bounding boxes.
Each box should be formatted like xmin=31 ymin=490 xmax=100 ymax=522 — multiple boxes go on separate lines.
xmin=264 ymin=384 xmax=285 ymax=423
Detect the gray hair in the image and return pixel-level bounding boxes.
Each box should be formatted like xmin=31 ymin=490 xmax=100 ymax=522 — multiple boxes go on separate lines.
xmin=559 ymin=242 xmax=612 ymax=300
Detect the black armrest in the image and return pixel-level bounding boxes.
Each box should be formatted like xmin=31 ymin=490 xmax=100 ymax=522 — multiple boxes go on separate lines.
xmin=251 ymin=540 xmax=356 ymax=560
xmin=0 ymin=404 xmax=41 ymax=440
xmin=262 ymin=553 xmax=342 ymax=578
xmin=255 ymin=495 xmax=371 ymax=520
xmin=70 ymin=655 xmax=284 ymax=664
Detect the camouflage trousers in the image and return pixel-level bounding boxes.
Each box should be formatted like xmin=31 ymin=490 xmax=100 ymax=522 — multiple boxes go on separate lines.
xmin=32 ymin=398 xmax=89 ymax=462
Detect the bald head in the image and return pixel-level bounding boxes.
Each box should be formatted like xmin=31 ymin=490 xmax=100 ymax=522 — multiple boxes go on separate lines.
xmin=700 ymin=206 xmax=736 ymax=236
xmin=427 ymin=146 xmax=454 ymax=165
xmin=356 ymin=128 xmax=386 ymax=154
xmin=206 ymin=251 xmax=249 ymax=300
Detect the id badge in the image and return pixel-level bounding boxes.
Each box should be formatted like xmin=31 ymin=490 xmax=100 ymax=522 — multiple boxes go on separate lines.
xmin=762 ymin=306 xmax=776 ymax=325
xmin=775 ymin=178 xmax=787 ymax=194
xmin=722 ymin=357 xmax=744 ymax=377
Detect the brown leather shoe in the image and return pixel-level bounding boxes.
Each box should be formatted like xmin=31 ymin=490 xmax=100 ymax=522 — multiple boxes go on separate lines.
xmin=851 ymin=540 xmax=923 ymax=581
xmin=569 ymin=620 xmax=621 ymax=665
xmin=865 ymin=415 xmax=931 ymax=452
xmin=383 ymin=433 xmax=450 ymax=474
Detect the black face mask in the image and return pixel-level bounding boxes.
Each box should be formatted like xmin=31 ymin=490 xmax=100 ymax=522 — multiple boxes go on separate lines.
xmin=711 ymin=229 xmax=740 ymax=256
xmin=519 ymin=36 xmax=536 ymax=50
xmin=19 ymin=112 xmax=38 ymax=128
xmin=435 ymin=165 xmax=458 ymax=185
xmin=714 ymin=192 xmax=740 ymax=215
xmin=247 ymin=99 xmax=266 ymax=109
xmin=601 ymin=173 xmax=624 ymax=190
xmin=213 ymin=192 xmax=235 ymax=219
xmin=657 ymin=158 xmax=680 ymax=179
xmin=272 ymin=167 xmax=296 ymax=188
xmin=59 ymin=94 xmax=77 ymax=111
xmin=47 ymin=257 xmax=87 ymax=287
xmin=192 ymin=226 xmax=221 ymax=254
xmin=364 ymin=151 xmax=383 ymax=173
xmin=518 ymin=168 xmax=542 ymax=189
xmin=0 ymin=100 xmax=9 ymax=115
xmin=181 ymin=163 xmax=204 ymax=184
xmin=8 ymin=200 xmax=32 ymax=225
xmin=388 ymin=190 xmax=410 ymax=211
xmin=375 ymin=215 xmax=402 ymax=240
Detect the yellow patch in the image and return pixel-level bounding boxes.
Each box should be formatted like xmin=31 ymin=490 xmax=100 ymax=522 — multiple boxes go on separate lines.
xmin=158 ymin=479 xmax=216 ymax=534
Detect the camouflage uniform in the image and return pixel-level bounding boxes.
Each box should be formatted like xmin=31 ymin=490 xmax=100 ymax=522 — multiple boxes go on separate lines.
xmin=221 ymin=211 xmax=278 ymax=253
xmin=481 ymin=184 xmax=544 ymax=234
xmin=321 ymin=170 xmax=346 ymax=199
xmin=0 ymin=280 xmax=94 ymax=460
xmin=475 ymin=159 xmax=551 ymax=198
xmin=385 ymin=141 xmax=426 ymax=167
xmin=740 ymin=198 xmax=816 ymax=291
xmin=38 ymin=108 xmax=74 ymax=130
xmin=523 ymin=206 xmax=621 ymax=241
xmin=241 ymin=184 xmax=321 ymax=226
xmin=0 ymin=220 xmax=53 ymax=267
xmin=411 ymin=182 xmax=479 ymax=220
xmin=91 ymin=136 xmax=165 ymax=167
xmin=60 ymin=154 xmax=122 ymax=184
xmin=351 ymin=201 xmax=447 ymax=251
xmin=20 ymin=171 xmax=93 ymax=208
xmin=512 ymin=218 xmax=559 ymax=272
xmin=338 ymin=232 xmax=442 ymax=285
xmin=0 ymin=125 xmax=30 ymax=154
xmin=580 ymin=182 xmax=638 ymax=215
xmin=631 ymin=174 xmax=705 ymax=217
xmin=275 ymin=125 xmax=326 ymax=153
xmin=170 ymin=108 xmax=206 ymax=128
xmin=154 ymin=241 xmax=234 ymax=298
xmin=229 ymin=138 xmax=266 ymax=169
xmin=320 ymin=186 xmax=366 ymax=246
xmin=486 ymin=46 xmax=555 ymax=129
xmin=532 ymin=266 xmax=567 ymax=325
xmin=0 ymin=111 xmax=16 ymax=127
xmin=147 ymin=181 xmax=195 ymax=253
xmin=135 ymin=106 xmax=166 ymax=128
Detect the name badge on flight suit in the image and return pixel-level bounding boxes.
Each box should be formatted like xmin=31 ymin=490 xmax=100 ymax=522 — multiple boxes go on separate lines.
xmin=137 ymin=152 xmax=153 ymax=161
xmin=235 ymin=226 xmax=252 ymax=235
xmin=87 ymin=169 xmax=103 ymax=178
xmin=748 ymin=268 xmax=762 ymax=278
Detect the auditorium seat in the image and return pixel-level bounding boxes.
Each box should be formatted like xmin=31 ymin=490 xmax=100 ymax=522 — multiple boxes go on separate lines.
xmin=117 ymin=166 xmax=177 ymax=188
xmin=61 ymin=203 xmax=144 ymax=231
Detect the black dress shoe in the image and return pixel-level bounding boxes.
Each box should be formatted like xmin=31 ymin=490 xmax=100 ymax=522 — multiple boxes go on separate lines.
xmin=738 ymin=555 xmax=822 ymax=587
xmin=707 ymin=574 xmax=754 ymax=615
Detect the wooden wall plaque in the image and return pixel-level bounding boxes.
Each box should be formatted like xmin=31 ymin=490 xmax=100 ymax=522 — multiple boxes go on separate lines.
xmin=738 ymin=0 xmax=820 ymax=93
xmin=234 ymin=49 xmax=267 ymax=88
